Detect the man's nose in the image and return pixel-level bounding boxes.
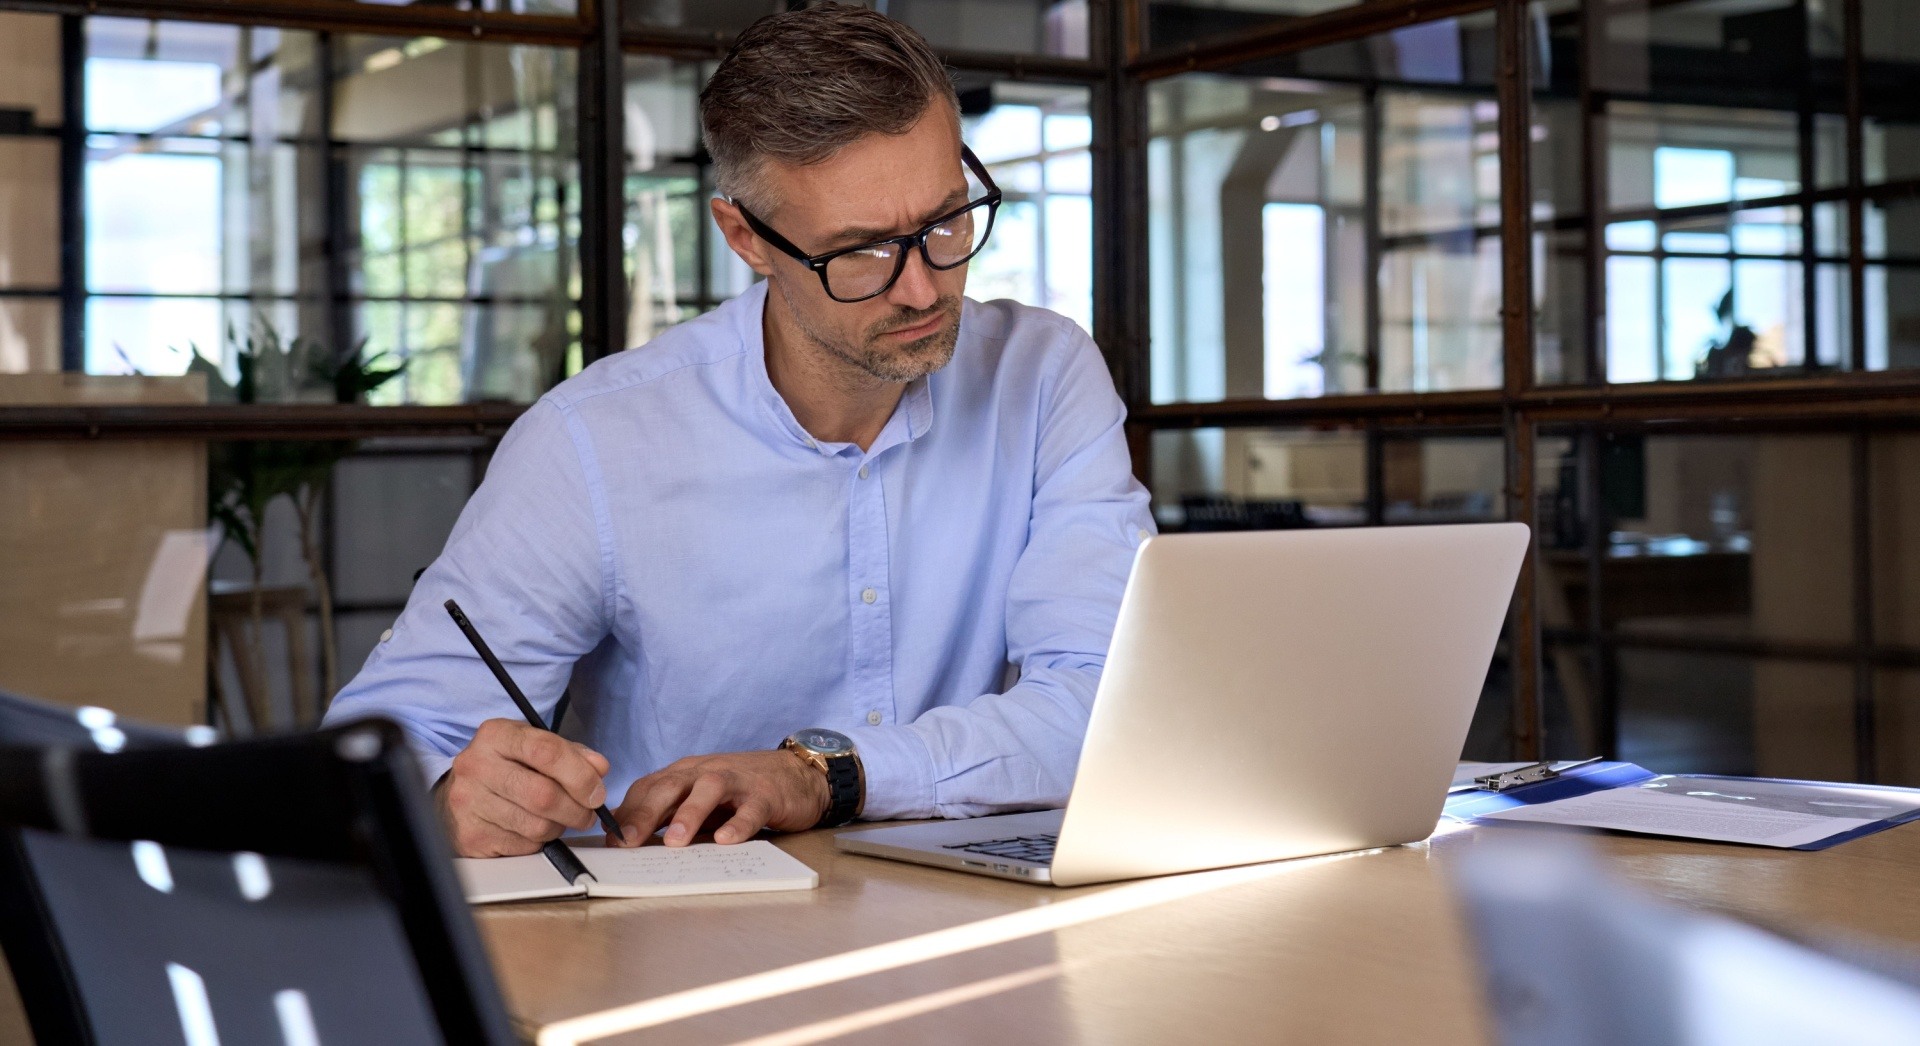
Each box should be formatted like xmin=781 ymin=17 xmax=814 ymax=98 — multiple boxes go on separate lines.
xmin=885 ymin=245 xmax=940 ymax=311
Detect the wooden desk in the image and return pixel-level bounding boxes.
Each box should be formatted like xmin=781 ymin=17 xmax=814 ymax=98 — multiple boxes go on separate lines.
xmin=481 ymin=821 xmax=1920 ymax=1046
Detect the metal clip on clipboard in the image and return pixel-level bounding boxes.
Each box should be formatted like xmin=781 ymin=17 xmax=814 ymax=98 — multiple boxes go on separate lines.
xmin=1473 ymin=757 xmax=1602 ymax=793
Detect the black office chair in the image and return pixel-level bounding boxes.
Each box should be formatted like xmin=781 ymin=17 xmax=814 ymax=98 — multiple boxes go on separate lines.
xmin=0 ymin=689 xmax=520 ymax=1045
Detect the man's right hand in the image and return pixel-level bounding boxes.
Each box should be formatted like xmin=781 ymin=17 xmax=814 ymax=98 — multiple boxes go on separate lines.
xmin=434 ymin=718 xmax=633 ymax=857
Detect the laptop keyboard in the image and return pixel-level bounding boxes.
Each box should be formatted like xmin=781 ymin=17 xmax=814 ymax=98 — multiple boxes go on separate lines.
xmin=942 ymin=834 xmax=1057 ymax=865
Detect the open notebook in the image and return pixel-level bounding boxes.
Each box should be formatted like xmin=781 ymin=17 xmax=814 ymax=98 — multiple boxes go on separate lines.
xmin=455 ymin=840 xmax=819 ymax=904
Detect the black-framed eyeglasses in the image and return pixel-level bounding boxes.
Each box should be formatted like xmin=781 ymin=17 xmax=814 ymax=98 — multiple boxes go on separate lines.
xmin=735 ymin=145 xmax=1002 ymax=304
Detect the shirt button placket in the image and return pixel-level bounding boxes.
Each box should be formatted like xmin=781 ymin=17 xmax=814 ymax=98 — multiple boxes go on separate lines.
xmin=848 ymin=456 xmax=894 ymax=729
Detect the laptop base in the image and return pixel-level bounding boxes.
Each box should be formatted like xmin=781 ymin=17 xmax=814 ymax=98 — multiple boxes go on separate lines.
xmin=836 ymin=809 xmax=1062 ymax=884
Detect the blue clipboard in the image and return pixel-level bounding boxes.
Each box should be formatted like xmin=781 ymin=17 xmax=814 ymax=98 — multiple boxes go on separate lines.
xmin=1443 ymin=762 xmax=1920 ymax=851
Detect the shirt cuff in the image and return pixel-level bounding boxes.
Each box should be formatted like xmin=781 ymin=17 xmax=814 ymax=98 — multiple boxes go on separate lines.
xmin=843 ymin=723 xmax=940 ymax=821
xmin=412 ymin=748 xmax=456 ymax=793
xmin=342 ymin=713 xmax=456 ymax=792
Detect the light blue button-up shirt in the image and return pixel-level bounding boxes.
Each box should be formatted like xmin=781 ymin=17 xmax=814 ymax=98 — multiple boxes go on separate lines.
xmin=324 ymin=282 xmax=1153 ymax=820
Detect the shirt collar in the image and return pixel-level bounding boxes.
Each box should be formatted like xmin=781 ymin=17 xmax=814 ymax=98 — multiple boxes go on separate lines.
xmin=738 ymin=281 xmax=941 ymax=455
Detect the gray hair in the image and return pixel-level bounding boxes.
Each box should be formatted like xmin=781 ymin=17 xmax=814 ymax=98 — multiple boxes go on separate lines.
xmin=699 ymin=2 xmax=961 ymax=215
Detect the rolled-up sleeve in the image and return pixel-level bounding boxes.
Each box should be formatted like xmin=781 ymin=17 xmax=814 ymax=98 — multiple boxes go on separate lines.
xmin=322 ymin=398 xmax=613 ymax=784
xmin=847 ymin=330 xmax=1154 ymax=819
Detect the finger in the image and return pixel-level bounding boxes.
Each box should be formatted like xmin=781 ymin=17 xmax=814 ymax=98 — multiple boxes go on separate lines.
xmin=506 ymin=728 xmax=607 ymax=810
xmin=615 ymin=772 xmax=695 ymax=844
xmin=664 ymin=773 xmax=731 ymax=846
xmin=500 ymin=763 xmax=595 ymax=831
xmin=573 ymin=742 xmax=611 ymax=778
xmin=451 ymin=819 xmax=538 ymax=858
xmin=472 ymin=787 xmax=565 ymax=846
xmin=713 ymin=796 xmax=772 ymax=845
xmin=450 ymin=793 xmax=546 ymax=857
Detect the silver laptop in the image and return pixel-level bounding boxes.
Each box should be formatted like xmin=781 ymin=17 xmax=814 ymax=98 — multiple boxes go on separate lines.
xmin=835 ymin=522 xmax=1531 ymax=887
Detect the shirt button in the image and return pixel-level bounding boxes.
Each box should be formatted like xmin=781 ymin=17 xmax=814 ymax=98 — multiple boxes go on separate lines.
xmin=861 ymin=587 xmax=877 ymax=604
xmin=379 ymin=628 xmax=394 ymax=643
xmin=867 ymin=710 xmax=883 ymax=726
xmin=1136 ymin=528 xmax=1151 ymax=543
xmin=806 ymin=438 xmax=817 ymax=449
xmin=858 ymin=464 xmax=869 ymax=479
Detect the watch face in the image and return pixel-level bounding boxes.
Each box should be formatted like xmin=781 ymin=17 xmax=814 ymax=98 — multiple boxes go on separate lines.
xmin=796 ymin=729 xmax=852 ymax=755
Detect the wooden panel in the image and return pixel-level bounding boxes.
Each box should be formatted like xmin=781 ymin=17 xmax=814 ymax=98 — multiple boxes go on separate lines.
xmin=0 ymin=298 xmax=59 ymax=375
xmin=0 ymin=12 xmax=62 ymax=127
xmin=0 ymin=136 xmax=59 ymax=292
xmin=0 ymin=374 xmax=208 ymax=725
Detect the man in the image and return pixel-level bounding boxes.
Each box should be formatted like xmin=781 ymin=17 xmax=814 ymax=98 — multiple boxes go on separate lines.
xmin=324 ymin=3 xmax=1153 ymax=858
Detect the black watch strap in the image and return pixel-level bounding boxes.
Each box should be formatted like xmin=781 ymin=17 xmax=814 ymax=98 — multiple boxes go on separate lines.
xmin=818 ymin=754 xmax=861 ymax=829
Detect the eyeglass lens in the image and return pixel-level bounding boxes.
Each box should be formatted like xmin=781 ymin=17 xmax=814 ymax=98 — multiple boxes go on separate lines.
xmin=823 ymin=204 xmax=992 ymax=301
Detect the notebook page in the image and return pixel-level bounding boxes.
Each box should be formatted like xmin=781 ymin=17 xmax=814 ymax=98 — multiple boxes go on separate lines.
xmin=454 ymin=853 xmax=585 ymax=905
xmin=575 ymin=840 xmax=819 ymax=898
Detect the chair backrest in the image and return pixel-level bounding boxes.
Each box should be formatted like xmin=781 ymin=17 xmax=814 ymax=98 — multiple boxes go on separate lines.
xmin=0 ymin=690 xmax=518 ymax=1046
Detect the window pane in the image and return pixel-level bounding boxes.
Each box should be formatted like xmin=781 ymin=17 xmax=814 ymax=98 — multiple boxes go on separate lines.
xmin=84 ymin=295 xmax=226 ymax=377
xmin=1871 ymin=433 xmax=1920 ymax=653
xmin=1882 ymin=671 xmax=1920 ymax=789
xmin=74 ymin=22 xmax=589 ymax=405
xmin=202 ymin=437 xmax=491 ymax=729
xmin=335 ymin=37 xmax=580 ymax=404
xmin=1382 ymin=435 xmax=1504 ymax=524
xmin=1150 ymin=427 xmax=1363 ymax=531
xmin=1618 ymin=650 xmax=1851 ymax=778
xmin=1861 ymin=0 xmax=1920 ymax=190
xmin=887 ymin=0 xmax=1089 ymax=58
xmin=81 ymin=21 xmax=331 ymax=306
xmin=622 ymin=56 xmax=742 ymax=348
xmin=1556 ymin=433 xmax=1853 ymax=646
xmin=1149 ymin=425 xmax=1502 ymax=531
xmin=1865 ymin=200 xmax=1920 ymax=372
xmin=86 ymin=138 xmax=226 ymax=296
xmin=963 ymin=81 xmax=1094 ymax=335
xmin=1539 ymin=639 xmax=1600 ymax=761
xmin=329 ymin=450 xmax=474 ymax=606
xmin=624 ymin=0 xmax=1090 ymax=59
xmin=86 ymin=20 xmax=323 ymax=141
xmin=1378 ymin=92 xmax=1503 ymax=393
xmin=1146 ymin=0 xmax=1368 ymax=54
xmin=1533 ymin=0 xmax=1853 ymax=384
xmin=1149 ymin=13 xmax=1498 ymax=404
xmin=333 ymin=36 xmax=572 ymax=150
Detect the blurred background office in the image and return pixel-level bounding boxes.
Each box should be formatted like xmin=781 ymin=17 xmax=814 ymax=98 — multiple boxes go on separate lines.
xmin=0 ymin=0 xmax=1914 ymax=787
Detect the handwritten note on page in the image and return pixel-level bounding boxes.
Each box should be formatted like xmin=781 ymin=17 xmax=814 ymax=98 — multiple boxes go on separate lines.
xmin=575 ymin=840 xmax=818 ymax=898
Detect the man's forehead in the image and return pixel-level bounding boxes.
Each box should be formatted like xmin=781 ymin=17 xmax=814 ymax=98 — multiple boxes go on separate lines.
xmin=759 ymin=123 xmax=970 ymax=241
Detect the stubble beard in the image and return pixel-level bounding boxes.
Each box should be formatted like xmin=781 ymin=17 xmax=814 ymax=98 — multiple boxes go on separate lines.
xmin=800 ymin=296 xmax=962 ymax=385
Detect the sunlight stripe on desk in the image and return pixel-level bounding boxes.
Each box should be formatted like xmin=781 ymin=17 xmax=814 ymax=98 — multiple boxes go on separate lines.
xmin=535 ymin=849 xmax=1376 ymax=1046
xmin=721 ymin=963 xmax=1064 ymax=1046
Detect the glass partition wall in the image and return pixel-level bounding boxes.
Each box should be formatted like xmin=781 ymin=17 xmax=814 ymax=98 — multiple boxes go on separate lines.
xmin=0 ymin=0 xmax=1917 ymax=785
xmin=1132 ymin=0 xmax=1920 ymax=782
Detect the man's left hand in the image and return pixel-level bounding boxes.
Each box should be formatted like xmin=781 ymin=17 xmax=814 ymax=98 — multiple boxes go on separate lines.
xmin=611 ymin=750 xmax=829 ymax=846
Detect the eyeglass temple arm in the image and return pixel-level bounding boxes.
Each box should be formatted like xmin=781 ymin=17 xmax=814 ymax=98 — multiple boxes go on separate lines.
xmin=732 ymin=203 xmax=816 ymax=267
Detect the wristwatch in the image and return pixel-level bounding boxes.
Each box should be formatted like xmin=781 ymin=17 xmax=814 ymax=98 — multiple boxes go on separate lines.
xmin=779 ymin=728 xmax=864 ymax=829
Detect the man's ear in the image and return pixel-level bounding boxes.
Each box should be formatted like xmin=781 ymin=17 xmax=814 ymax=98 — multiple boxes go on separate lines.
xmin=710 ymin=198 xmax=776 ymax=278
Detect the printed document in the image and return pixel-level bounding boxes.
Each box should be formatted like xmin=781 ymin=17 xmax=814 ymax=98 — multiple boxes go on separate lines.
xmin=1480 ymin=776 xmax=1920 ymax=848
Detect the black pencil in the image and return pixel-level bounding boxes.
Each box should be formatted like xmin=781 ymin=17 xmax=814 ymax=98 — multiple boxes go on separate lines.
xmin=443 ymin=598 xmax=623 ymax=837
